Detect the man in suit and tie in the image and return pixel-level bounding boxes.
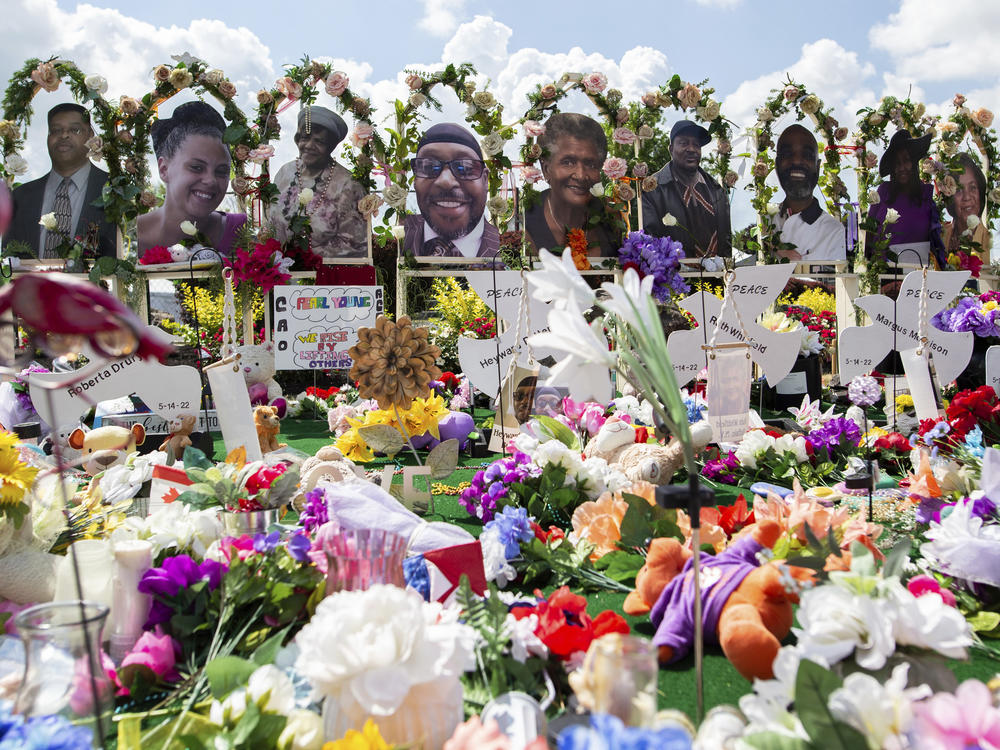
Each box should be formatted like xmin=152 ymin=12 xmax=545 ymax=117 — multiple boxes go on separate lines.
xmin=3 ymin=103 xmax=116 ymax=259
xmin=402 ymin=122 xmax=499 ymax=259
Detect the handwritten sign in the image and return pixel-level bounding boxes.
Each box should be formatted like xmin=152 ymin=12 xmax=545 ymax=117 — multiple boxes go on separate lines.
xmin=272 ymin=286 xmax=383 ymax=371
xmin=838 ymin=270 xmax=972 ymax=384
xmin=986 ymin=346 xmax=1000 ymax=396
xmin=457 ymin=272 xmax=556 ymax=396
xmin=667 ymin=264 xmax=800 ymax=386
xmin=27 ymin=354 xmax=202 ymax=430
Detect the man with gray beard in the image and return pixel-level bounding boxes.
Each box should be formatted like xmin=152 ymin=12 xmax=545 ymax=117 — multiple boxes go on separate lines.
xmin=773 ymin=124 xmax=845 ymax=262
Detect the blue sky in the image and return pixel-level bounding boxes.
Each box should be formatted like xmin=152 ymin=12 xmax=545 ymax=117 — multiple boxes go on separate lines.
xmin=3 ymin=0 xmax=999 ymax=231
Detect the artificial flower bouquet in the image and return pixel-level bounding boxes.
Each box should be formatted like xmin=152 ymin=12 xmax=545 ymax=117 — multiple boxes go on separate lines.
xmin=173 ymin=447 xmax=300 ymax=513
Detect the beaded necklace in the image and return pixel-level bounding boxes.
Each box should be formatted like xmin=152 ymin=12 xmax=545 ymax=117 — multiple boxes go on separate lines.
xmin=281 ymin=158 xmax=334 ymax=225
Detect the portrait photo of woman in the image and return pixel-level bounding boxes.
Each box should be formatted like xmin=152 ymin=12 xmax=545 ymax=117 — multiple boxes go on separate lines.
xmin=137 ymin=101 xmax=245 ymax=253
xmin=943 ymin=152 xmax=990 ymax=259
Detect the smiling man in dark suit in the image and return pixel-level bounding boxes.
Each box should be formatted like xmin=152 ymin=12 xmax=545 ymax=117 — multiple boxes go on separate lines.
xmin=3 ymin=103 xmax=116 ymax=258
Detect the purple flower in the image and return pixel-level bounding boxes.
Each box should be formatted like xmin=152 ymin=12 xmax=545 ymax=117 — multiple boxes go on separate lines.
xmin=299 ymin=487 xmax=329 ymax=534
xmin=916 ymin=496 xmax=949 ymax=525
xmin=0 ymin=713 xmax=93 ymax=750
xmin=808 ymin=417 xmax=861 ymax=452
xmin=617 ymin=231 xmax=690 ymax=303
xmin=138 ymin=555 xmax=226 ymax=628
xmin=253 ymin=530 xmax=281 ymax=554
xmin=934 ymin=296 xmax=1000 ymax=338
xmin=701 ymin=450 xmax=738 ymax=484
xmin=287 ymin=532 xmax=312 ymax=563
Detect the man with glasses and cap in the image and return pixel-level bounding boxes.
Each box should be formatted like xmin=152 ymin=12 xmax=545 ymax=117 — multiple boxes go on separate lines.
xmin=3 ymin=103 xmax=116 ymax=259
xmin=403 ymin=122 xmax=499 ymax=259
xmin=273 ymin=106 xmax=367 ymax=259
xmin=642 ymin=120 xmax=731 ymax=259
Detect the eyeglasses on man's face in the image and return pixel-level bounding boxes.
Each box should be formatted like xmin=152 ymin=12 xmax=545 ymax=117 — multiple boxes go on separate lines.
xmin=411 ymin=157 xmax=486 ymax=181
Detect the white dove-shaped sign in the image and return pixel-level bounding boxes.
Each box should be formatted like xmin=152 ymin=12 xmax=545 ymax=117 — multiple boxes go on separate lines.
xmin=457 ymin=271 xmax=556 ymax=395
xmin=667 ymin=264 xmax=800 ymax=386
xmin=838 ymin=270 xmax=973 ymax=384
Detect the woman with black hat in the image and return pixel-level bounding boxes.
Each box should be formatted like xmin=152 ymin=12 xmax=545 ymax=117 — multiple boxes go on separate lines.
xmin=138 ymin=101 xmax=246 ymax=253
xmin=865 ymin=129 xmax=944 ymax=267
xmin=272 ymin=106 xmax=367 ymax=259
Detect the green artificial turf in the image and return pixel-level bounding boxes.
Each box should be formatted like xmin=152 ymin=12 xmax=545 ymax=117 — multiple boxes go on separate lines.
xmin=212 ymin=416 xmax=1000 ymax=723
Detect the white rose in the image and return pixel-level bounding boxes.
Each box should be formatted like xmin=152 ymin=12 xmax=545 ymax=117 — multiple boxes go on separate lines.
xmin=5 ymin=154 xmax=28 ymax=175
xmin=84 ymin=75 xmax=108 ymax=94
xmin=867 ymin=189 xmax=880 ymax=204
xmin=589 ymin=183 xmax=604 ymax=197
xmin=487 ymin=194 xmax=507 ymax=217
xmin=472 ymin=91 xmax=496 ymax=110
xmin=203 ymin=69 xmax=224 ymax=86
xmin=766 ymin=202 xmax=780 ymax=216
xmin=734 ymin=429 xmax=773 ymax=470
xmin=247 ymin=665 xmax=296 ymax=716
xmin=662 ymin=213 xmax=678 ymax=226
xmin=966 ymin=214 xmax=980 ymax=230
xmin=390 ymin=225 xmax=406 ymax=241
xmin=756 ymin=107 xmax=774 ymax=122
xmin=39 ymin=212 xmax=58 ymax=231
xmin=885 ymin=208 xmax=900 ymax=224
xmin=179 ymin=220 xmax=197 ymax=236
xmin=209 ymin=688 xmax=247 ymax=726
xmin=480 ymin=132 xmax=505 ymax=157
xmin=276 ymin=709 xmax=325 ymax=750
xmin=383 ymin=183 xmax=408 ymax=210
xmin=298 ymin=187 xmax=314 ymax=206
xmin=408 ymin=92 xmax=426 ymax=108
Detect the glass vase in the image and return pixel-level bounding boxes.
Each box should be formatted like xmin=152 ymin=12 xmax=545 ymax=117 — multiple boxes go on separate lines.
xmin=581 ymin=633 xmax=658 ymax=727
xmin=323 ymin=528 xmax=407 ymax=595
xmin=13 ymin=601 xmax=113 ymax=747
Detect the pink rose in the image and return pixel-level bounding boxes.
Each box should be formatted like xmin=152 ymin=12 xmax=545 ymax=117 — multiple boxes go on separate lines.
xmin=864 ymin=151 xmax=878 ymax=168
xmin=231 ymin=176 xmax=250 ymax=195
xmin=616 ymin=109 xmax=629 ymax=125
xmin=257 ymin=89 xmax=274 ymax=105
xmin=612 ymin=127 xmax=636 ymax=145
xmin=120 ymin=630 xmax=182 ymax=682
xmin=248 ymin=144 xmax=275 ymax=164
xmin=405 ymin=73 xmax=423 ymax=91
xmin=275 ymin=76 xmax=302 ymax=101
xmin=678 ymin=83 xmax=701 ymax=110
xmin=725 ymin=171 xmax=738 ymax=187
xmin=953 ymin=93 xmax=967 ymax=108
xmin=938 ymin=174 xmax=958 ymax=197
xmin=233 ymin=144 xmax=250 ymax=161
xmin=351 ymin=123 xmax=374 ymax=148
xmin=834 ymin=126 xmax=848 ymax=141
xmin=618 ymin=184 xmax=636 ymax=202
xmin=245 ymin=463 xmax=287 ymax=496
xmin=907 ymin=574 xmax=956 ymax=607
xmin=325 ymin=71 xmax=350 ymax=97
xmin=602 ymin=156 xmax=628 ymax=180
xmin=973 ymin=107 xmax=994 ymax=128
xmin=520 ymin=166 xmax=543 ymax=184
xmin=641 ymin=176 xmax=657 ymax=192
xmin=784 ymin=85 xmax=800 ymax=101
xmin=752 ymin=161 xmax=770 ymax=178
xmin=539 ymin=84 xmax=558 ymax=100
xmin=31 ymin=62 xmax=60 ymax=92
xmin=217 ymin=80 xmax=237 ymax=99
xmin=641 ymin=91 xmax=660 ymax=108
xmin=717 ymin=140 xmax=732 ymax=155
xmin=523 ymin=120 xmax=545 ymax=138
xmin=632 ymin=162 xmax=648 ymax=179
xmin=582 ymin=71 xmax=608 ymax=94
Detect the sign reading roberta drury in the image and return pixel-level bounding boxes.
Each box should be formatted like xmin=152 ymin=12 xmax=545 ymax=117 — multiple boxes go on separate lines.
xmin=402 ymin=122 xmax=500 ymax=261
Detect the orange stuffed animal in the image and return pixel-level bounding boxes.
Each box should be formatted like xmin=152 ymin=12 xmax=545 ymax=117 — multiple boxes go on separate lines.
xmin=623 ymin=520 xmax=812 ymax=681
xmin=254 ymin=405 xmax=286 ymax=454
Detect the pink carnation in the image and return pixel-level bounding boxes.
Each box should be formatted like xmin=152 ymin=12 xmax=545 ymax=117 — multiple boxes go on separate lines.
xmin=351 ymin=123 xmax=374 ymax=147
xmin=523 ymin=120 xmax=545 ymax=138
xmin=913 ymin=679 xmax=1000 ymax=748
xmin=602 ymin=156 xmax=628 ymax=180
xmin=612 ymin=127 xmax=636 ymax=145
xmin=520 ymin=166 xmax=543 ymax=184
xmin=120 ymin=629 xmax=181 ymax=683
xmin=248 ymin=144 xmax=275 ymax=164
xmin=582 ymin=72 xmax=608 ymax=94
xmin=275 ymin=76 xmax=302 ymax=101
xmin=325 ymin=71 xmax=350 ymax=97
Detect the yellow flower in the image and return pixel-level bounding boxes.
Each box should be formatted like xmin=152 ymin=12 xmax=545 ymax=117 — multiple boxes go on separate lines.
xmin=323 ymin=719 xmax=390 ymax=750
xmin=335 ymin=428 xmax=374 ymax=463
xmin=360 ymin=409 xmax=396 ymax=428
xmin=860 ymin=426 xmax=888 ymax=447
xmin=895 ymin=394 xmax=914 ymax=413
xmin=794 ymin=287 xmax=836 ymax=314
xmin=407 ymin=393 xmax=449 ymax=439
xmin=0 ymin=431 xmax=39 ymax=510
xmin=984 ymin=301 xmax=999 ymax=313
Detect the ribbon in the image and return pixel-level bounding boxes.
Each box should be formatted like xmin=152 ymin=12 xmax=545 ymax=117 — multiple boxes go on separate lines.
xmin=837 ymin=200 xmax=860 ymax=253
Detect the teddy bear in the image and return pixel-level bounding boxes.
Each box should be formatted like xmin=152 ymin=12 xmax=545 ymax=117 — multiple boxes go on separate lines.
xmin=584 ymin=417 xmax=713 ymax=485
xmin=622 ymin=520 xmax=813 ymax=681
xmin=233 ymin=343 xmax=286 ymax=418
xmin=68 ymin=423 xmax=145 ymax=475
xmin=254 ymin=405 xmax=286 ymax=454
xmin=158 ymin=413 xmax=197 ymax=462
xmin=291 ymin=445 xmax=367 ymax=509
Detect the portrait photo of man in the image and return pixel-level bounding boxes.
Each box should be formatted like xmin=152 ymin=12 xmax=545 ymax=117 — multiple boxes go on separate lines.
xmin=2 ymin=103 xmax=116 ymax=259
xmin=642 ymin=120 xmax=731 ymax=259
xmin=772 ymin=124 xmax=845 ymax=262
xmin=402 ymin=122 xmax=499 ymax=260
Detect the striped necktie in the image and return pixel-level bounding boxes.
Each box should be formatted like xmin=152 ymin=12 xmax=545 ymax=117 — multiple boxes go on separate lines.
xmin=422 ymin=236 xmax=460 ymax=257
xmin=44 ymin=177 xmax=73 ymax=257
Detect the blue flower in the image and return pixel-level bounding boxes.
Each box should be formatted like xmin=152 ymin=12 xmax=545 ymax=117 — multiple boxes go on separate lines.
xmin=483 ymin=505 xmax=535 ymax=559
xmin=964 ymin=425 xmax=985 ymax=459
xmin=557 ymin=713 xmax=692 ymax=750
xmin=0 ymin=714 xmax=94 ymax=750
xmin=253 ymin=530 xmax=281 ymax=554
xmin=286 ymin=532 xmax=312 ymax=563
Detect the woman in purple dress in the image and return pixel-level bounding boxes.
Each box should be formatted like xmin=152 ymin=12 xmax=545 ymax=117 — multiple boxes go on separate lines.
xmin=865 ymin=130 xmax=944 ymax=268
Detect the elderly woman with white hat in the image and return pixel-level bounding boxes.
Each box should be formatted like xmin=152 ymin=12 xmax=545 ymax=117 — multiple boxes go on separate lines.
xmin=272 ymin=106 xmax=367 ymax=259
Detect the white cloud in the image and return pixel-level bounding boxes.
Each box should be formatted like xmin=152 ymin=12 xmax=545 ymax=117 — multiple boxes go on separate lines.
xmin=418 ymin=0 xmax=468 ymax=37
xmin=869 ymin=0 xmax=1000 ymax=83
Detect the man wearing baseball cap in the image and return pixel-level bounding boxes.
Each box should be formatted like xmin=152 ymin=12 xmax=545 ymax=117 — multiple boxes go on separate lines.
xmin=642 ymin=120 xmax=731 ymax=259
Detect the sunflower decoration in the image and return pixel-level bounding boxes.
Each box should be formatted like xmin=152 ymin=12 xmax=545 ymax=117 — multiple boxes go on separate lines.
xmin=348 ymin=316 xmax=441 ymax=411
xmin=0 ymin=430 xmax=40 ymax=526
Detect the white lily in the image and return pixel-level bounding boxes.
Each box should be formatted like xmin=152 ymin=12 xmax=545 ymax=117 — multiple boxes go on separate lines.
xmin=528 ymin=300 xmax=615 ymax=402
xmin=526 ymin=247 xmax=596 ymax=311
xmin=827 ymin=664 xmax=930 ymax=749
xmin=599 ymin=267 xmax=658 ymax=337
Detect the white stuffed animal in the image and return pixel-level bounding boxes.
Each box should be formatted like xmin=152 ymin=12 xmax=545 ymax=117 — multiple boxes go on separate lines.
xmin=585 ymin=417 xmax=714 ymax=485
xmin=232 ymin=342 xmax=286 ymax=415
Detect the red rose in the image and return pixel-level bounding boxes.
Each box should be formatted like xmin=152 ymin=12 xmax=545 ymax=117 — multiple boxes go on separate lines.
xmin=245 ymin=463 xmax=287 ymax=496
